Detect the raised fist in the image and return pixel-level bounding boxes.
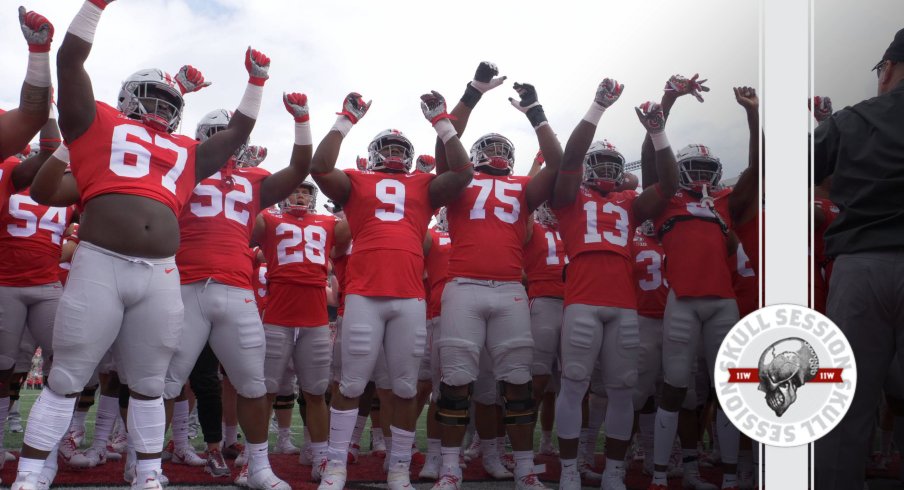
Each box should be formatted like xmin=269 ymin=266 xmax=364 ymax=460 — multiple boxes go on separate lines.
xmin=470 ymin=61 xmax=506 ymax=93
xmin=241 ymin=145 xmax=267 ymax=167
xmin=337 ymin=92 xmax=371 ymax=124
xmin=665 ymin=74 xmax=710 ymax=102
xmin=811 ymin=95 xmax=832 ymax=123
xmin=635 ymin=101 xmax=666 ymax=133
xmin=245 ymin=47 xmax=270 ymax=86
xmin=416 ymin=155 xmax=436 ymax=173
xmin=283 ymin=92 xmax=310 ymax=122
xmin=175 ymin=65 xmax=211 ymax=95
xmin=356 ymin=156 xmax=368 ymax=170
xmin=19 ymin=7 xmax=53 ymax=53
xmin=594 ymin=78 xmax=624 ymax=109
xmin=421 ymin=91 xmax=453 ymax=124
xmin=508 ymin=82 xmax=541 ymax=113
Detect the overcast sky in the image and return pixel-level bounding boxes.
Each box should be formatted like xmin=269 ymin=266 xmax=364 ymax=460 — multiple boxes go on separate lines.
xmin=2 ymin=0 xmax=759 ymax=213
xmin=814 ymin=0 xmax=904 ymax=110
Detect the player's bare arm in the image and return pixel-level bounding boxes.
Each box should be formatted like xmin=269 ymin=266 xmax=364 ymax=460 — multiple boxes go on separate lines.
xmin=508 ymin=82 xmax=564 ymax=211
xmin=435 ymin=61 xmax=506 ymax=175
xmin=729 ymin=86 xmax=761 ymax=225
xmin=423 ymin=91 xmax=473 ymax=209
xmin=0 ymin=7 xmax=53 ymax=159
xmin=250 ymin=213 xmax=266 ymax=247
xmin=551 ymin=78 xmax=623 ymax=209
xmin=310 ymin=92 xmax=371 ymax=205
xmin=12 ymin=112 xmax=61 ymax=191
xmin=196 ymin=48 xmax=269 ymax=183
xmin=333 ymin=219 xmax=351 ymax=251
xmin=29 ymin=146 xmax=80 ymax=206
xmin=633 ymin=100 xmax=679 ymax=222
xmin=260 ymin=92 xmax=314 ymax=209
xmin=640 ymin=74 xmax=709 ymax=188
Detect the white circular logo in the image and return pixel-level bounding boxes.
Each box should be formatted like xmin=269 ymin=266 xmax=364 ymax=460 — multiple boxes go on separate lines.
xmin=714 ymin=304 xmax=857 ymax=447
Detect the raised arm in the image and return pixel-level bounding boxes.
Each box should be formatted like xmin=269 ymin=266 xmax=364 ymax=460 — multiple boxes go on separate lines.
xmin=29 ymin=145 xmax=81 ymax=206
xmin=56 ymin=1 xmax=118 ymax=142
xmin=259 ymin=92 xmax=313 ymax=209
xmin=250 ymin=213 xmax=266 ymax=247
xmin=423 ymin=91 xmax=474 ymax=208
xmin=435 ymin=61 xmax=506 ymax=175
xmin=728 ymin=86 xmax=761 ymax=225
xmin=310 ymin=93 xmax=372 ymax=205
xmin=1 ymin=7 xmax=54 ymax=159
xmin=195 ymin=48 xmax=269 ymax=183
xmin=12 ymin=111 xmax=61 ymax=191
xmin=506 ymin=82 xmax=563 ymax=211
xmin=551 ymin=78 xmax=623 ymax=209
xmin=640 ymin=74 xmax=709 ymax=188
xmin=633 ymin=101 xmax=679 ymax=223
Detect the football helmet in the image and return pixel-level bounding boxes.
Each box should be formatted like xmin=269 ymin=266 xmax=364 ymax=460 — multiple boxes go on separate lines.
xmin=367 ymin=129 xmax=414 ymax=173
xmin=639 ymin=219 xmax=656 ymax=237
xmin=582 ymin=140 xmax=625 ymax=193
xmin=195 ymin=109 xmax=248 ymax=164
xmin=434 ymin=207 xmax=448 ymax=232
xmin=470 ymin=133 xmax=515 ymax=174
xmin=118 ymin=68 xmax=185 ymax=133
xmin=676 ymin=144 xmax=722 ymax=191
xmin=282 ymin=180 xmax=318 ymax=216
xmin=15 ymin=142 xmax=39 ymax=161
xmin=416 ymin=154 xmax=436 ymax=174
xmin=534 ymin=202 xmax=557 ymax=227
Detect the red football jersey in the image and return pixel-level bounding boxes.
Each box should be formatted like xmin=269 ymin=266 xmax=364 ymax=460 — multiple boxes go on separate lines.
xmin=67 ymin=102 xmax=199 ymax=215
xmin=813 ymin=199 xmax=838 ymax=313
xmin=264 ymin=283 xmax=327 ymax=327
xmin=176 ymin=167 xmax=270 ymax=288
xmin=425 ymin=228 xmax=452 ymax=319
xmin=632 ymin=232 xmax=668 ymax=319
xmin=654 ymin=188 xmax=735 ymax=299
xmin=446 ymin=173 xmax=531 ymax=282
xmin=343 ymin=170 xmax=434 ymax=297
xmin=0 ymin=162 xmax=74 ymax=286
xmin=731 ymin=242 xmax=758 ymax=317
xmin=555 ymin=187 xmax=638 ymax=308
xmin=259 ymin=209 xmax=338 ymax=287
xmin=252 ymin=261 xmax=268 ymax=318
xmin=523 ymin=222 xmax=566 ymax=299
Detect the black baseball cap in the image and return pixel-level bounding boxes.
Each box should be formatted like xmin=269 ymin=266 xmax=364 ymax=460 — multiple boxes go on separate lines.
xmin=874 ymin=28 xmax=904 ymax=71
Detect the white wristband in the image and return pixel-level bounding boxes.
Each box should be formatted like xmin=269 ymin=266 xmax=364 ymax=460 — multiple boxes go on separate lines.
xmin=25 ymin=52 xmax=51 ymax=88
xmin=650 ymin=131 xmax=670 ymax=151
xmin=331 ymin=116 xmax=353 ymax=137
xmin=67 ymin=1 xmax=103 ymax=44
xmin=52 ymin=144 xmax=70 ymax=164
xmin=582 ymin=103 xmax=606 ymax=125
xmin=433 ymin=119 xmax=457 ymax=144
xmin=294 ymin=121 xmax=312 ymax=146
xmin=236 ymin=83 xmax=263 ymax=120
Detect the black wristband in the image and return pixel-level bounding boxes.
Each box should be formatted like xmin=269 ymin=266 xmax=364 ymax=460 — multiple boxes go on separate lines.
xmin=460 ymin=83 xmax=482 ymax=109
xmin=526 ymin=105 xmax=548 ymax=129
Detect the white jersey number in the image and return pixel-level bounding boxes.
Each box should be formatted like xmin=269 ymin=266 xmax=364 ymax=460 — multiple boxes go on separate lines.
xmin=468 ymin=179 xmax=522 ymax=224
xmin=190 ymin=173 xmax=254 ymax=225
xmin=636 ymin=249 xmax=668 ymax=291
xmin=275 ymin=223 xmax=328 ymax=266
xmin=375 ymin=179 xmax=406 ymax=222
xmin=109 ymin=125 xmax=188 ymax=196
xmin=583 ymin=201 xmax=629 ymax=246
xmin=736 ymin=243 xmax=755 ymax=278
xmin=6 ymin=194 xmax=67 ymax=244
xmin=544 ymin=231 xmax=565 ymax=266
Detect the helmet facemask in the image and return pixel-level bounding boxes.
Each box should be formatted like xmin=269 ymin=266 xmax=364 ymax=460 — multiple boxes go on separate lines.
xmin=471 ymin=134 xmax=515 ymax=175
xmin=534 ymin=202 xmax=558 ymax=227
xmin=434 ymin=207 xmax=449 ymax=232
xmin=282 ymin=182 xmax=318 ymax=217
xmin=368 ymin=131 xmax=414 ymax=173
xmin=678 ymin=158 xmax=722 ymax=193
xmin=583 ymin=153 xmax=625 ymax=194
xmin=120 ymin=74 xmax=184 ymax=133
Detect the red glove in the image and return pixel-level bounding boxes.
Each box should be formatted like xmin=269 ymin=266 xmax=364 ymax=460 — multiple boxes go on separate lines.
xmin=283 ymin=92 xmax=310 ymax=122
xmin=420 ymin=91 xmax=454 ymax=125
xmin=245 ymin=47 xmax=270 ymax=86
xmin=19 ymin=7 xmax=53 ymax=53
xmin=175 ymin=65 xmax=211 ymax=95
xmin=337 ymin=92 xmax=371 ymax=124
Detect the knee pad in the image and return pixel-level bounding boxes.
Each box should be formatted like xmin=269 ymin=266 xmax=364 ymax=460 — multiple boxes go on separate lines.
xmin=128 ymin=376 xmax=165 ymax=399
xmin=499 ymin=380 xmax=536 ymax=426
xmin=235 ymin=381 xmax=267 ymax=400
xmin=118 ymin=384 xmax=131 ymax=410
xmin=274 ymin=394 xmax=295 ymax=411
xmin=436 ymin=382 xmax=472 ymax=426
xmin=660 ymin=383 xmax=688 ymax=412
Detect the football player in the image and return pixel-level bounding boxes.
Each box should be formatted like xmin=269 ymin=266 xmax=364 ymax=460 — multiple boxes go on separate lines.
xmin=310 ymin=87 xmax=473 ymax=490
xmin=11 ymin=1 xmax=267 ymax=488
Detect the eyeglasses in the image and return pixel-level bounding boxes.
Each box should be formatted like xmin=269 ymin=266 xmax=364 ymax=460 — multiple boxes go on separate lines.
xmin=873 ymin=59 xmax=887 ymax=78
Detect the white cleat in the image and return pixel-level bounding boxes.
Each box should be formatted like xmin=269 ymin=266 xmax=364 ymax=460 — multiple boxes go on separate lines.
xmin=463 ymin=436 xmax=481 ymax=463
xmin=482 ymin=455 xmax=513 ymax=479
xmin=418 ymin=453 xmax=441 ymax=480
xmin=247 ymin=467 xmax=290 ymax=490
xmin=234 ymin=464 xmax=249 ymax=487
xmin=235 ymin=447 xmax=248 ymax=467
xmin=273 ymin=437 xmax=300 ymax=455
xmin=312 ymin=457 xmax=327 ymax=482
xmin=516 ymin=472 xmax=549 ymax=490
xmin=600 ymin=467 xmax=627 ymax=490
xmin=387 ymin=462 xmax=413 ymax=490
xmin=11 ymin=472 xmax=40 ymax=490
xmin=683 ymin=471 xmax=719 ymax=490
xmin=558 ymin=465 xmax=582 ymax=490
xmin=70 ymin=447 xmax=108 ymax=468
xmin=131 ymin=470 xmax=164 ymax=490
xmin=57 ymin=430 xmax=81 ymax=466
xmin=317 ymin=459 xmax=347 ymax=489
xmin=299 ymin=443 xmax=314 ymax=465
xmin=430 ymin=470 xmax=462 ymax=490
xmin=171 ymin=446 xmax=206 ymax=467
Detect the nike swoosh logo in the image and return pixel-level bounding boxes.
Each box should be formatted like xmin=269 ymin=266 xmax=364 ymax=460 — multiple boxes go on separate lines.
xmin=244 ymin=298 xmax=255 ymax=303
xmin=165 ymin=268 xmax=176 ymax=274
xmin=514 ymin=297 xmax=524 ymax=302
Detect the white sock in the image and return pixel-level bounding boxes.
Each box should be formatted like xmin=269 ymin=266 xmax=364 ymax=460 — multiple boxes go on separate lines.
xmin=311 ymin=441 xmax=328 ymax=463
xmin=17 ymin=456 xmax=45 ymax=476
xmin=603 ymin=457 xmax=624 ymax=475
xmin=173 ymin=400 xmax=190 ymax=451
xmin=23 ymin=389 xmax=77 ymax=451
xmin=351 ymin=415 xmax=366 ymax=446
xmin=44 ymin=442 xmax=59 ymax=472
xmin=513 ymin=450 xmax=535 ymax=478
xmin=653 ymin=408 xmax=679 ymax=467
xmin=560 ymin=457 xmax=577 ymax=471
xmin=70 ymin=410 xmax=88 ymax=432
xmin=482 ymin=437 xmax=498 ymax=462
xmin=723 ymin=472 xmax=739 ymax=487
xmin=441 ymin=446 xmax=462 ymax=476
xmin=326 ymin=407 xmax=357 ymax=463
xmin=246 ymin=440 xmax=270 ymax=474
xmin=372 ymin=427 xmax=384 ymax=447
xmin=389 ymin=426 xmax=415 ymax=467
xmin=91 ymin=395 xmax=119 ymax=450
xmin=223 ymin=425 xmax=238 ymax=447
xmin=135 ymin=458 xmax=160 ymax=482
xmin=427 ymin=438 xmax=441 ymax=458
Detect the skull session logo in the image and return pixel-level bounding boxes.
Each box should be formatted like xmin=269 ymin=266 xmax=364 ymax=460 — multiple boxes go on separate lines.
xmin=715 ymin=304 xmax=857 ymax=447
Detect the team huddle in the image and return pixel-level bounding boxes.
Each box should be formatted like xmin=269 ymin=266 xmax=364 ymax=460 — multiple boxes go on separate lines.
xmin=1 ymin=2 xmax=765 ymax=490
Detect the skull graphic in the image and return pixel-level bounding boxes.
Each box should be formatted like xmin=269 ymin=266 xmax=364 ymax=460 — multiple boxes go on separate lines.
xmin=757 ymin=338 xmax=819 ymax=417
